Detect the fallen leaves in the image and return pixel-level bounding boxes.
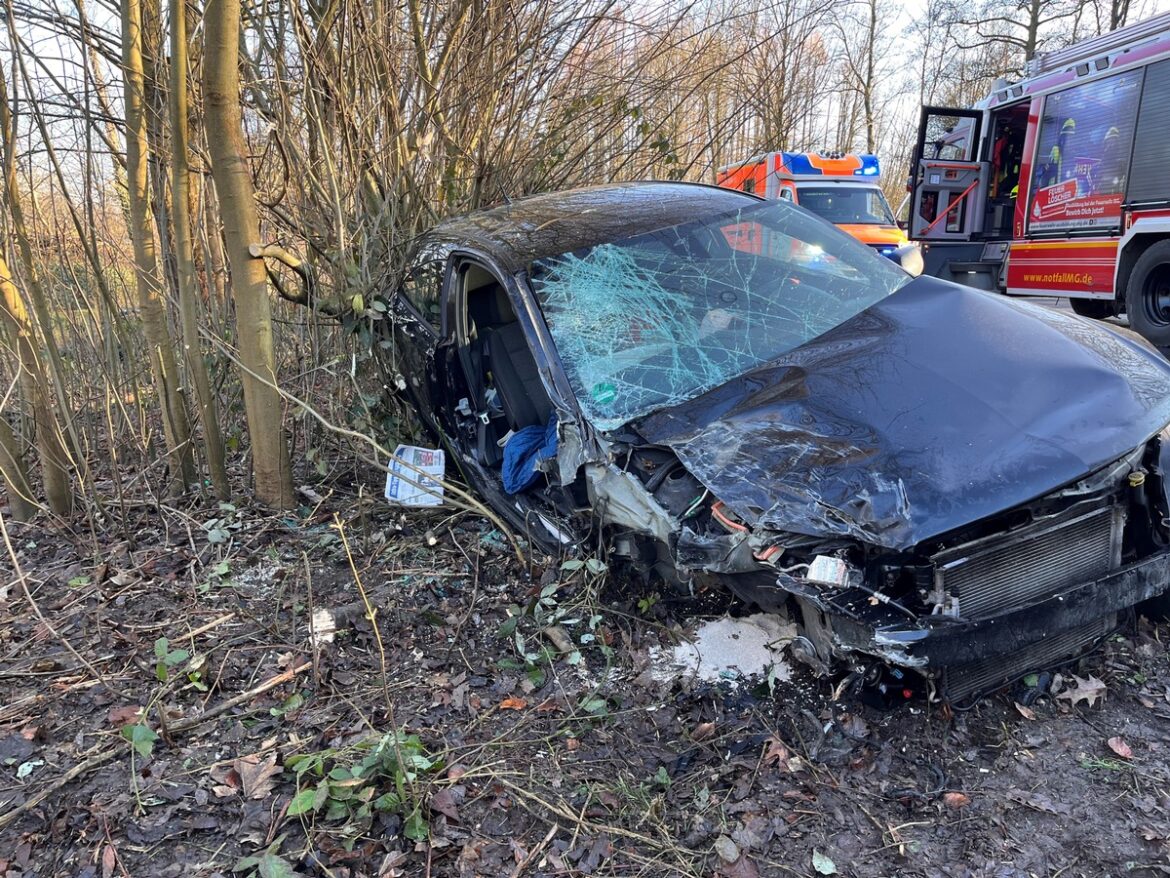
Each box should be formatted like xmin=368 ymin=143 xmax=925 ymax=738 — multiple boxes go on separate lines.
xmin=942 ymin=791 xmax=971 ymax=809
xmin=1013 ymin=702 xmax=1037 ymax=721
xmin=1108 ymin=737 xmax=1134 ymax=759
xmin=714 ymin=835 xmax=740 ymax=863
xmin=210 ymin=753 xmax=281 ymax=799
xmin=718 ymin=854 xmax=761 ymax=878
xmin=812 ymin=850 xmax=838 ymax=875
xmin=498 ymin=697 xmax=527 ymax=711
xmin=761 ymin=735 xmax=804 ymax=773
xmin=692 ymin=721 xmax=716 ymax=742
xmin=107 ymin=706 xmax=144 ymax=726
xmin=429 ymin=787 xmax=462 ymax=822
xmin=1056 ymin=674 xmax=1108 ymax=708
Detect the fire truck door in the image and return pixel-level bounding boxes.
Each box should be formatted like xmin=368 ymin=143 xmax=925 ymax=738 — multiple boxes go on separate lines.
xmin=909 ymin=107 xmax=988 ymax=241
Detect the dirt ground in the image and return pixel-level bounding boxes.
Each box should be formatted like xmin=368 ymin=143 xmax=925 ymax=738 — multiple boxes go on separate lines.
xmin=3 ymin=486 xmax=1170 ymax=878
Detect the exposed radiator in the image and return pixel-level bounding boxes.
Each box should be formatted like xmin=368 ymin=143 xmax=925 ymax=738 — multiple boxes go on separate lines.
xmin=944 ymin=614 xmax=1116 ymax=702
xmin=932 ymin=505 xmax=1123 ymax=620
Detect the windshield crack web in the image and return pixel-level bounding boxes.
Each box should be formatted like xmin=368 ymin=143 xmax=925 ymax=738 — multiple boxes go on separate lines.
xmin=532 ymin=207 xmax=909 ymax=430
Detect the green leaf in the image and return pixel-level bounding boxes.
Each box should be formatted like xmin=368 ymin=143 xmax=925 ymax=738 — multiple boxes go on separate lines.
xmin=121 ymin=723 xmax=158 ymax=759
xmin=580 ymin=697 xmax=607 ymax=716
xmin=256 ymin=853 xmax=297 ymax=878
xmin=812 ymin=850 xmax=838 ymax=875
xmin=403 ymin=808 xmax=429 ymax=842
xmin=584 ymin=558 xmax=607 ymax=575
xmin=560 ymin=559 xmax=584 ymax=572
xmin=154 ymin=638 xmax=169 ymax=660
xmin=233 ymin=855 xmax=261 ymax=873
xmin=374 ymin=790 xmax=402 ymax=812
xmin=496 ymin=616 xmax=519 ymax=638
xmin=287 ymin=787 xmax=318 ymax=816
xmin=271 ymin=692 xmax=304 ymax=718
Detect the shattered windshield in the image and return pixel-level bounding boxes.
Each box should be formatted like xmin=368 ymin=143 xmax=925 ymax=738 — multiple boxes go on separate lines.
xmin=796 ymin=185 xmax=897 ymax=225
xmin=528 ymin=200 xmax=911 ymax=429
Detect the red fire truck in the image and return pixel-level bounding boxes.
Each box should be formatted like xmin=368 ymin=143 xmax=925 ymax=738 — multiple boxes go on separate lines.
xmin=906 ymin=11 xmax=1170 ymax=345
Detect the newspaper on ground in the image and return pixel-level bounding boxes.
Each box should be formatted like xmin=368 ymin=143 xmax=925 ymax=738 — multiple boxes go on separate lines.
xmin=384 ymin=445 xmax=445 ymax=507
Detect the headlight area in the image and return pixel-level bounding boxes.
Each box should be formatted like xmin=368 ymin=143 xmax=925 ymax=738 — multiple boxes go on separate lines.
xmin=704 ymin=442 xmax=1170 ymax=704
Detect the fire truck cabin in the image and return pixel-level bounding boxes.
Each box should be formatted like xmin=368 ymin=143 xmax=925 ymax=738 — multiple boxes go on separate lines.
xmin=907 ymin=11 xmax=1170 ymax=347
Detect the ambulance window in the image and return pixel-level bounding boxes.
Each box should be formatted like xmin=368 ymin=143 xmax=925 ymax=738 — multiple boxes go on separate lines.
xmin=779 ymin=188 xmax=794 ymax=201
xmin=742 ymin=176 xmax=756 ymax=195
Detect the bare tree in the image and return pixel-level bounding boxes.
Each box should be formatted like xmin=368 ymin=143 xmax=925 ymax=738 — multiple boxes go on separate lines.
xmin=123 ymin=0 xmax=196 ymax=493
xmin=170 ymin=0 xmax=228 ymax=500
xmin=205 ymin=0 xmax=293 ymax=508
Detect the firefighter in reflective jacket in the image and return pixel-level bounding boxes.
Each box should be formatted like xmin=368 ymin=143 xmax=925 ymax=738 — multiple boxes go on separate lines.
xmin=1039 ymin=117 xmax=1075 ymax=188
xmin=1096 ymin=126 xmax=1124 ymax=194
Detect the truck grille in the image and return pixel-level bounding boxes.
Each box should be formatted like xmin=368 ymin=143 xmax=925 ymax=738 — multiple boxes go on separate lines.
xmin=932 ymin=506 xmax=1123 ymax=621
xmin=944 ymin=614 xmax=1116 ymax=702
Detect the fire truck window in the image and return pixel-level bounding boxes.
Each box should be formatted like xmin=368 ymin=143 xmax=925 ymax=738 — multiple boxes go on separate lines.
xmin=1028 ymin=69 xmax=1141 ymax=233
xmin=923 ymin=113 xmax=977 ymax=162
xmin=1129 ymin=59 xmax=1170 ymax=207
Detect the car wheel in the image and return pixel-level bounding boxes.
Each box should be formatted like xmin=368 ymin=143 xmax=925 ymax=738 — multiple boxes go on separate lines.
xmin=1069 ymin=297 xmax=1115 ymax=320
xmin=1125 ymin=240 xmax=1170 ymax=347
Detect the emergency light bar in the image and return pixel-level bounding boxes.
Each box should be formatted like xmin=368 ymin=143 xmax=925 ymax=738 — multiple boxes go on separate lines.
xmin=779 ymin=152 xmax=881 ymax=178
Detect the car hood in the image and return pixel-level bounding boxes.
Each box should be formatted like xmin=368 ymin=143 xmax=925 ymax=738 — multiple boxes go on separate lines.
xmin=633 ymin=277 xmax=1170 ymax=551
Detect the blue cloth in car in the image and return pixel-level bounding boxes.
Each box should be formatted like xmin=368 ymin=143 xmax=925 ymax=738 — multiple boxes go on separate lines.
xmin=502 ymin=414 xmax=558 ymax=494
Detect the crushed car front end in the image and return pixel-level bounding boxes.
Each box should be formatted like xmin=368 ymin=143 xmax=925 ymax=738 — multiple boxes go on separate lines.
xmin=407 ymin=184 xmax=1170 ymax=703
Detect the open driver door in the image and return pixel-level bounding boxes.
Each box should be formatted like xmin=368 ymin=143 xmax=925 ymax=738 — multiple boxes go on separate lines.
xmin=909 ymin=107 xmax=988 ymax=241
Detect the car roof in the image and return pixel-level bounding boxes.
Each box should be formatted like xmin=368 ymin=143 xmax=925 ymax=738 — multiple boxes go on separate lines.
xmin=421 ymin=181 xmax=759 ymax=273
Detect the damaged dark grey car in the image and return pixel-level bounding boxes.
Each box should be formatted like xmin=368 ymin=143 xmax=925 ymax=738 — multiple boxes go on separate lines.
xmin=389 ymin=182 xmax=1170 ymax=703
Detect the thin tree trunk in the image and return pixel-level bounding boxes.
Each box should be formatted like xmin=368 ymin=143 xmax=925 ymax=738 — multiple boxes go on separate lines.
xmin=122 ymin=0 xmax=196 ymax=493
xmin=171 ymin=0 xmax=228 ymax=500
xmin=0 ymin=389 xmax=36 ymax=521
xmin=0 ymin=252 xmax=71 ymax=515
xmin=204 ymin=0 xmax=294 ymax=508
xmin=0 ymin=52 xmax=85 ymax=486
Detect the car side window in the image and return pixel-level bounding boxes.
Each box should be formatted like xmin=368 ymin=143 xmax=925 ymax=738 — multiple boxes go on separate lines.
xmin=402 ymin=260 xmax=444 ymax=331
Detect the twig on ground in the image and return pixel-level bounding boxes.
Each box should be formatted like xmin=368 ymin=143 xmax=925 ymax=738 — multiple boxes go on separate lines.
xmin=0 ymin=746 xmax=119 ymax=831
xmin=511 ymin=822 xmax=559 ymax=878
xmin=168 ymin=661 xmax=312 ymax=734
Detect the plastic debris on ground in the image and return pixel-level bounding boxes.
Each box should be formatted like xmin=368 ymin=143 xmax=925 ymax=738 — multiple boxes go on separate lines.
xmin=650 ymin=613 xmax=797 ymax=685
xmin=384 ymin=445 xmax=445 ymax=506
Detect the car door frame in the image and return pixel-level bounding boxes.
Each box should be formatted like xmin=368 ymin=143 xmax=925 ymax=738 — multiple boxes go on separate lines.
xmin=390 ymin=246 xmax=453 ymax=435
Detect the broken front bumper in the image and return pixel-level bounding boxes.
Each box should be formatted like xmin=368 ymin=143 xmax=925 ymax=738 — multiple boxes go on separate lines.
xmin=832 ymin=547 xmax=1170 ymax=670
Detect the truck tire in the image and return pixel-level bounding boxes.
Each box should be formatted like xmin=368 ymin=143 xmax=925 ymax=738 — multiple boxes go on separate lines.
xmin=1125 ymin=240 xmax=1170 ymax=348
xmin=1069 ymin=298 xmax=1116 ymax=320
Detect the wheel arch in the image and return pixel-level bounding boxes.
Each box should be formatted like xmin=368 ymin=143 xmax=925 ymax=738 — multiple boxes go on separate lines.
xmin=1117 ymin=221 xmax=1170 ymax=301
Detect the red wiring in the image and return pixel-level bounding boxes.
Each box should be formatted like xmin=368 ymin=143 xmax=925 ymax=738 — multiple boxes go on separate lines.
xmin=754 ymin=545 xmax=783 ymax=562
xmin=711 ymin=500 xmax=748 ymax=533
xmin=712 ymin=501 xmax=783 ymax=562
